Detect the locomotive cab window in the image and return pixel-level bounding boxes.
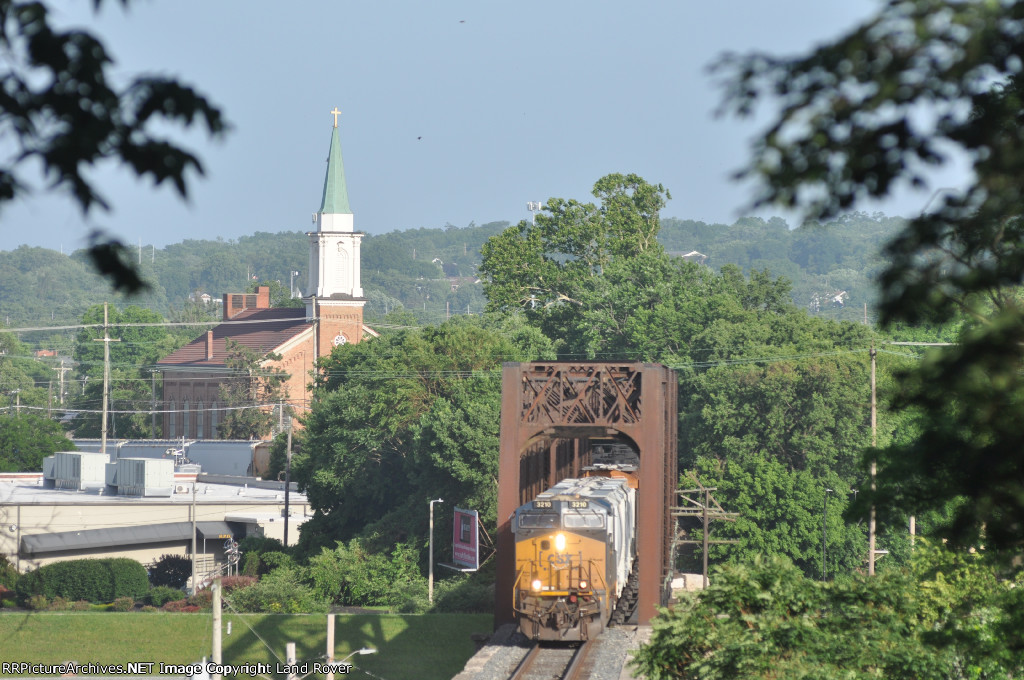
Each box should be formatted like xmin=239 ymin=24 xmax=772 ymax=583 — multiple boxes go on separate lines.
xmin=564 ymin=514 xmax=604 ymax=529
xmin=518 ymin=513 xmax=559 ymax=529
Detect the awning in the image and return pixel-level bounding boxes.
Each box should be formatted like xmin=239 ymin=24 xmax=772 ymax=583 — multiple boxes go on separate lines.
xmin=196 ymin=521 xmax=234 ymax=540
xmin=21 ymin=521 xmax=236 ymax=556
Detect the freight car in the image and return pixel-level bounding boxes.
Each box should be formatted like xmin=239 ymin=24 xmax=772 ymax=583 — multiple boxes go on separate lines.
xmin=511 ymin=474 xmax=639 ymax=641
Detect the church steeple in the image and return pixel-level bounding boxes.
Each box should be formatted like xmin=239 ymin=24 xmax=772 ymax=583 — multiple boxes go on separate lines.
xmin=306 ymin=108 xmax=364 ymax=307
xmin=319 ymin=108 xmax=351 ymax=215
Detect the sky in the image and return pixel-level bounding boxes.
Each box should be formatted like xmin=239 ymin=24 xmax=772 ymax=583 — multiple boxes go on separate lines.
xmin=0 ymin=0 xmax=967 ymax=254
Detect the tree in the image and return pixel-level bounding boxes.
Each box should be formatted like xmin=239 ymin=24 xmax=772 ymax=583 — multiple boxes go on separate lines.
xmin=717 ymin=0 xmax=1024 ymax=549
xmin=147 ymin=554 xmax=191 ymax=589
xmin=216 ymin=339 xmax=290 ymax=440
xmin=71 ymin=305 xmax=181 ymax=438
xmin=294 ymin=316 xmax=553 ymax=555
xmin=480 ymin=173 xmax=669 ymax=356
xmin=0 ymin=412 xmax=72 ymax=471
xmin=0 ymin=0 xmax=226 ymax=291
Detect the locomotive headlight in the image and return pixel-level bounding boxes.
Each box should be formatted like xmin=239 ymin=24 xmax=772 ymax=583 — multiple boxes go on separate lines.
xmin=531 ymin=579 xmax=542 ymax=591
xmin=579 ymin=580 xmax=587 ymax=589
xmin=555 ymin=533 xmax=566 ymax=552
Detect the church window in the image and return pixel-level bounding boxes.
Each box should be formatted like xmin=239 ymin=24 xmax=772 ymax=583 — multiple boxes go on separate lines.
xmin=169 ymin=401 xmax=177 ymax=437
xmin=196 ymin=401 xmax=205 ymax=439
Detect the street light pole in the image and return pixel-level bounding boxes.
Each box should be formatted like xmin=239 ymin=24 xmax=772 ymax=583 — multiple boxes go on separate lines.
xmin=429 ymin=498 xmax=444 ymax=604
xmin=340 ymin=648 xmax=377 ymax=672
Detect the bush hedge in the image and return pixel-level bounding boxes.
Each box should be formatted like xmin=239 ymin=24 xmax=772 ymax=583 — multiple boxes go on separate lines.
xmin=146 ymin=586 xmax=186 ymax=607
xmin=0 ymin=555 xmax=18 ymax=590
xmin=16 ymin=558 xmax=148 ymax=604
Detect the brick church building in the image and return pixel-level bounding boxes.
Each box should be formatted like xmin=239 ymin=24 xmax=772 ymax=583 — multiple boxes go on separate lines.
xmin=158 ymin=110 xmax=374 ymax=439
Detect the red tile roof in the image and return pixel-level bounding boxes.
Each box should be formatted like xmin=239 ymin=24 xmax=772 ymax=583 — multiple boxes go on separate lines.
xmin=157 ymin=308 xmax=311 ymax=368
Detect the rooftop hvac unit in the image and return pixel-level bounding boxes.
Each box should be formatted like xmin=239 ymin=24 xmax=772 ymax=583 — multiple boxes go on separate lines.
xmin=53 ymin=451 xmax=107 ymax=490
xmin=116 ymin=458 xmax=173 ymax=497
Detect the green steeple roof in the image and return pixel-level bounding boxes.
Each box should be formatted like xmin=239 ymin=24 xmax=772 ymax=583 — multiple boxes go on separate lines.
xmin=319 ymin=125 xmax=352 ymax=214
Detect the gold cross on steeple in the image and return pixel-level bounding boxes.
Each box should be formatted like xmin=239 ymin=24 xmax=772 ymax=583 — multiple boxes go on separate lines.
xmin=330 ymin=107 xmax=342 ymax=128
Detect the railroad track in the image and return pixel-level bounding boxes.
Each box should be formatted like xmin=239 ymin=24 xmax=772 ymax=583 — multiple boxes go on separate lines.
xmin=509 ymin=641 xmax=592 ymax=680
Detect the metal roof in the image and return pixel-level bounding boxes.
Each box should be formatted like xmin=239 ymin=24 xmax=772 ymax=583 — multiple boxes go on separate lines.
xmin=319 ymin=125 xmax=352 ymax=215
xmin=156 ymin=307 xmax=311 ymax=368
xmin=20 ymin=521 xmax=236 ymax=556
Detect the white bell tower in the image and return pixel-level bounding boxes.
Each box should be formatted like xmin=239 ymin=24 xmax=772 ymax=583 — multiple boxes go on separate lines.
xmin=305 ymin=108 xmax=365 ymax=351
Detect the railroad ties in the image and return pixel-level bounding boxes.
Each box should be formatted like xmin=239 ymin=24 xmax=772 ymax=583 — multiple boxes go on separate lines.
xmin=509 ymin=641 xmax=592 ymax=680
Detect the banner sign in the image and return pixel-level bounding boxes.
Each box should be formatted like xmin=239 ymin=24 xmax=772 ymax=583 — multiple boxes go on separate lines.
xmin=452 ymin=507 xmax=479 ymax=570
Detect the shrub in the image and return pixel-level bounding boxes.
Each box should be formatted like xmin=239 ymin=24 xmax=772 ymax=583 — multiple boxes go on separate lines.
xmin=161 ymin=599 xmax=199 ymax=613
xmin=241 ymin=552 xmax=261 ymax=577
xmin=395 ymin=579 xmax=429 ymax=614
xmin=187 ymin=589 xmax=213 ymax=611
xmin=0 ymin=555 xmax=18 ymax=590
xmin=26 ymin=594 xmax=48 ymax=610
xmin=237 ymin=536 xmax=285 ymax=555
xmin=108 ymin=558 xmax=148 ymax=599
xmin=110 ymin=597 xmax=134 ymax=612
xmin=227 ymin=567 xmax=327 ymax=613
xmin=48 ymin=596 xmax=72 ymax=611
xmin=237 ymin=537 xmax=286 ymax=577
xmin=221 ymin=575 xmax=257 ymax=592
xmin=307 ymin=539 xmax=419 ymax=606
xmin=433 ymin=576 xmax=494 ymax=613
xmin=148 ymin=554 xmax=192 ymax=589
xmin=15 ymin=558 xmax=148 ymax=604
xmin=1 ymin=599 xmax=16 ymax=608
xmin=141 ymin=605 xmax=157 ymax=612
xmin=71 ymin=600 xmax=91 ymax=611
xmin=147 ymin=586 xmax=186 ymax=607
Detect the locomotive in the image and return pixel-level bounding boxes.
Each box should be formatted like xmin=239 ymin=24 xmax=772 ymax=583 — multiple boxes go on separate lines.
xmin=511 ymin=469 xmax=639 ymax=641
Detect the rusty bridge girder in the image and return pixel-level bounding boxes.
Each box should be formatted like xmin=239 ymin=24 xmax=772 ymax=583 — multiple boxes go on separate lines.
xmin=495 ymin=362 xmax=678 ymax=627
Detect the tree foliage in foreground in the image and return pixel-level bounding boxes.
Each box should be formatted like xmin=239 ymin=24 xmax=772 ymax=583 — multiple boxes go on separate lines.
xmin=0 ymin=0 xmax=226 ymax=292
xmin=718 ymin=0 xmax=1024 ymax=550
xmin=633 ymin=544 xmax=1024 ymax=680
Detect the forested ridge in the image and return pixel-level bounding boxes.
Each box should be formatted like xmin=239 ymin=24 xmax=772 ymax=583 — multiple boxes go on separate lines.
xmin=0 ymin=210 xmax=900 ymax=338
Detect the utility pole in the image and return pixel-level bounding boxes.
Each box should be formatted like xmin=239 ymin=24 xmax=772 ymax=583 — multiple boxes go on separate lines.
xmin=283 ymin=423 xmax=292 ymax=547
xmin=674 ymin=483 xmax=739 ymax=588
xmin=93 ymin=303 xmax=120 ymax=455
xmin=151 ymin=371 xmax=157 ymax=439
xmin=212 ymin=579 xmax=222 ymax=680
xmin=822 ymin=488 xmax=832 ymax=581
xmin=868 ymin=343 xmax=877 ymax=575
xmin=191 ymin=483 xmax=198 ymax=594
xmin=429 ymin=498 xmax=444 ymax=603
xmin=56 ymin=358 xmax=70 ymax=407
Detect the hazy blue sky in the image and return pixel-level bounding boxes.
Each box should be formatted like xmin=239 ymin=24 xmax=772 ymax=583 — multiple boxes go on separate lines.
xmin=0 ymin=1 xmax=965 ymax=253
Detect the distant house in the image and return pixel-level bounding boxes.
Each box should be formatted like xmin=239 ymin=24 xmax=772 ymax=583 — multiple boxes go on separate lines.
xmin=157 ymin=111 xmax=374 ymax=439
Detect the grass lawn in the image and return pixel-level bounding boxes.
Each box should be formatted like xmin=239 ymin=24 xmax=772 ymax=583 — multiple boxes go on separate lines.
xmin=0 ymin=611 xmax=493 ymax=679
